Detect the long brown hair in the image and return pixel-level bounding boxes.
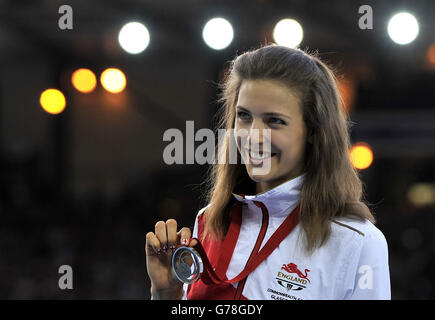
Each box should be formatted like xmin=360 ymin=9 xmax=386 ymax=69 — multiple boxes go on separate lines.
xmin=201 ymin=44 xmax=375 ymax=253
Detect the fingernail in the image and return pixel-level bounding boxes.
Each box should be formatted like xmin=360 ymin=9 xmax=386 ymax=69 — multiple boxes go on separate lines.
xmin=162 ymin=246 xmax=167 ymax=253
xmin=169 ymin=245 xmax=176 ymax=252
xmin=155 ymin=248 xmax=162 ymax=255
xmin=181 ymin=239 xmax=188 ymax=245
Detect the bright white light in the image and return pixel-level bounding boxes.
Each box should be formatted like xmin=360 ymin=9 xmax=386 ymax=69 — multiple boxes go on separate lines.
xmin=118 ymin=22 xmax=150 ymax=54
xmin=387 ymin=12 xmax=419 ymax=45
xmin=202 ymin=18 xmax=234 ymax=50
xmin=273 ymin=19 xmax=303 ymax=48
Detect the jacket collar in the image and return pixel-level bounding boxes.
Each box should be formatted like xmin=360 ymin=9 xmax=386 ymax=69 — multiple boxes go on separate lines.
xmin=231 ymin=174 xmax=304 ymax=217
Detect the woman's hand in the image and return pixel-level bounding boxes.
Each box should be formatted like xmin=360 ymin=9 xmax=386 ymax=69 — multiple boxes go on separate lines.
xmin=145 ymin=219 xmax=197 ymax=300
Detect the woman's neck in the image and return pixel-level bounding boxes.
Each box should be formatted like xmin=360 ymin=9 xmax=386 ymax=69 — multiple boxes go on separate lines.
xmin=255 ymin=171 xmax=305 ymax=195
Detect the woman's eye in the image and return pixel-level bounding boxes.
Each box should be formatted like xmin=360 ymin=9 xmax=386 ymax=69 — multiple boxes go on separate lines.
xmin=268 ymin=117 xmax=286 ymax=125
xmin=237 ymin=111 xmax=251 ymax=120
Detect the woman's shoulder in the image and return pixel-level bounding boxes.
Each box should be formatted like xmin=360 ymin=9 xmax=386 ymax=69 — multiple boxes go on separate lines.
xmin=330 ymin=201 xmax=385 ymax=241
xmin=329 ymin=216 xmax=388 ymax=254
xmin=331 ymin=216 xmax=385 ymax=240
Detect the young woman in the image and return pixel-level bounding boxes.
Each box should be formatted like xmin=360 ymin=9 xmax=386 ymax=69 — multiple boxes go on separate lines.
xmin=145 ymin=44 xmax=391 ymax=300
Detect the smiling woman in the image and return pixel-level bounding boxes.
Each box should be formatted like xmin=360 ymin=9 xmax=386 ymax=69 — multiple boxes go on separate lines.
xmin=145 ymin=44 xmax=391 ymax=300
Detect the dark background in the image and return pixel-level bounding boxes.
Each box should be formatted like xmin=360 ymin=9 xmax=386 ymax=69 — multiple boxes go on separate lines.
xmin=0 ymin=0 xmax=434 ymax=299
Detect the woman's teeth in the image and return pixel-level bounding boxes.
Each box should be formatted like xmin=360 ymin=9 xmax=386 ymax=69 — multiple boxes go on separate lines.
xmin=250 ymin=151 xmax=270 ymax=159
xmin=249 ymin=150 xmax=276 ymax=160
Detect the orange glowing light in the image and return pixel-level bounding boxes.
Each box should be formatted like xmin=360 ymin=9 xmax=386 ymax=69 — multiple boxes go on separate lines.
xmin=100 ymin=68 xmax=126 ymax=93
xmin=338 ymin=76 xmax=356 ymax=114
xmin=350 ymin=143 xmax=373 ymax=170
xmin=427 ymin=43 xmax=435 ymax=65
xmin=39 ymin=89 xmax=66 ymax=114
xmin=71 ymin=68 xmax=97 ymax=93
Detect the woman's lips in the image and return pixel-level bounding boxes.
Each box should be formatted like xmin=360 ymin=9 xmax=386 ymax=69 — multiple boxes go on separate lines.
xmin=247 ymin=149 xmax=278 ymax=166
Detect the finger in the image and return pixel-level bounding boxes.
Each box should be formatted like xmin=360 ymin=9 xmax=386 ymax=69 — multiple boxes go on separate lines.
xmin=177 ymin=227 xmax=192 ymax=246
xmin=155 ymin=221 xmax=168 ymax=253
xmin=189 ymin=238 xmax=198 ymax=247
xmin=165 ymin=219 xmax=178 ymax=252
xmin=146 ymin=232 xmax=161 ymax=255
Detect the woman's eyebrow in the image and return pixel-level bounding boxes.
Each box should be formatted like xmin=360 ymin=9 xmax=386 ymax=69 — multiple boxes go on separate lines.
xmin=236 ymin=106 xmax=291 ymax=119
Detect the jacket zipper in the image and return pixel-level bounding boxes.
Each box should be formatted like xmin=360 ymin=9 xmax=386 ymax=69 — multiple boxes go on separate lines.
xmin=234 ymin=202 xmax=269 ymax=299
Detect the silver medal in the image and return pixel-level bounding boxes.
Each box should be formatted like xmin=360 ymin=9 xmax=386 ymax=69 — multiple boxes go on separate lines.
xmin=172 ymin=246 xmax=203 ymax=284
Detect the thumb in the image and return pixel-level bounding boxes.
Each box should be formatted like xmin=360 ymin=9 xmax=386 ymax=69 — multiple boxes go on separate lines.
xmin=188 ymin=238 xmax=198 ymax=247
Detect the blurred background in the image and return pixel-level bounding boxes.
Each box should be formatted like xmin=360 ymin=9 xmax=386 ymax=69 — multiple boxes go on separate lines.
xmin=0 ymin=0 xmax=434 ymax=299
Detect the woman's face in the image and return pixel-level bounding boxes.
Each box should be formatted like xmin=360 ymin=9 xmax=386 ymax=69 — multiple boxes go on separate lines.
xmin=234 ymin=79 xmax=308 ymax=193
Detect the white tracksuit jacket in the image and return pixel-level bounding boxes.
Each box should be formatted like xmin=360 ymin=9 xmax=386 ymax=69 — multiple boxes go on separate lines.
xmin=183 ymin=174 xmax=391 ymax=300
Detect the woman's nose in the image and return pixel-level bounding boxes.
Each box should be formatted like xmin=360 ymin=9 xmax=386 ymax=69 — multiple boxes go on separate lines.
xmin=247 ymin=121 xmax=271 ymax=150
xmin=247 ymin=120 xmax=263 ymax=144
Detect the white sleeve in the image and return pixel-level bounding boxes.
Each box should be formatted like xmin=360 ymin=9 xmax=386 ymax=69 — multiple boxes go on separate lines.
xmin=344 ymin=227 xmax=391 ymax=300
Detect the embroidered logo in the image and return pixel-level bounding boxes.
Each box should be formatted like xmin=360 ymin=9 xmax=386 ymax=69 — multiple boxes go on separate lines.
xmin=281 ymin=263 xmax=310 ymax=282
xmin=275 ymin=262 xmax=311 ymax=291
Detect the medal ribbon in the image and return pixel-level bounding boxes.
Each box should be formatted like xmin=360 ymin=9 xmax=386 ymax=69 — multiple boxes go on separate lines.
xmin=191 ymin=201 xmax=300 ymax=285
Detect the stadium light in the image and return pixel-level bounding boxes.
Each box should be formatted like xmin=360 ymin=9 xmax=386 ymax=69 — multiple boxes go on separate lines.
xmin=40 ymin=89 xmax=66 ymax=114
xmin=118 ymin=22 xmax=150 ymax=54
xmin=273 ymin=19 xmax=303 ymax=48
xmin=350 ymin=142 xmax=373 ymax=170
xmin=100 ymin=68 xmax=127 ymax=93
xmin=387 ymin=12 xmax=419 ymax=45
xmin=202 ymin=18 xmax=234 ymax=50
xmin=71 ymin=68 xmax=97 ymax=93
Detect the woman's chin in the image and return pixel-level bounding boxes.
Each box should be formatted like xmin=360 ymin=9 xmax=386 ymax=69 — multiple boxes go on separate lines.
xmin=246 ymin=167 xmax=275 ymax=182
